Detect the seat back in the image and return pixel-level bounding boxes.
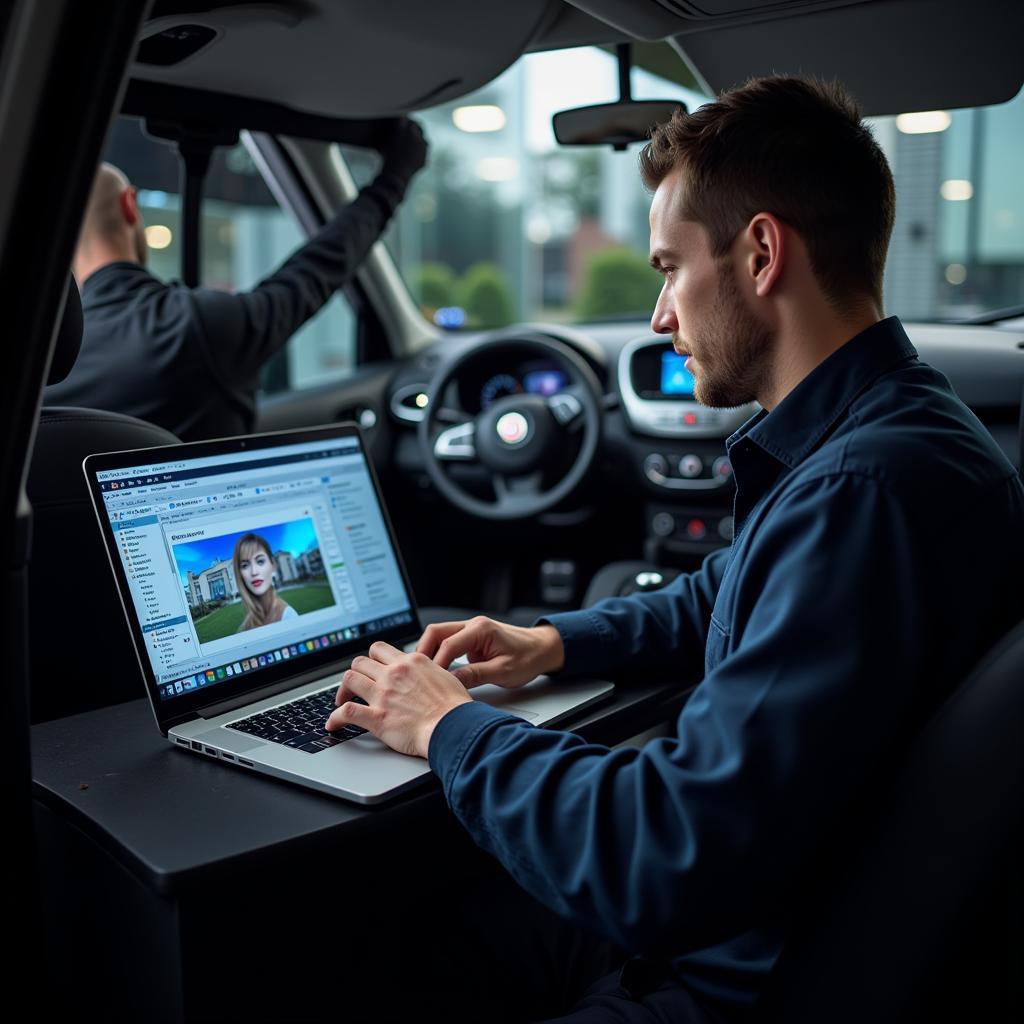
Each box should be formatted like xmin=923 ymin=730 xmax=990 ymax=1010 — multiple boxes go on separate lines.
xmin=27 ymin=406 xmax=180 ymax=722
xmin=755 ymin=620 xmax=1024 ymax=1022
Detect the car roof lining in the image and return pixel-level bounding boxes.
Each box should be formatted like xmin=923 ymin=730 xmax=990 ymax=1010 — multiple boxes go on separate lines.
xmin=129 ymin=0 xmax=1023 ymax=123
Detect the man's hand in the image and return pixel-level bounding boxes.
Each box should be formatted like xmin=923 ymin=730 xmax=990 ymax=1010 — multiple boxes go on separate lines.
xmin=325 ymin=641 xmax=472 ymax=759
xmin=416 ymin=616 xmax=564 ymax=689
xmin=379 ymin=117 xmax=428 ymax=183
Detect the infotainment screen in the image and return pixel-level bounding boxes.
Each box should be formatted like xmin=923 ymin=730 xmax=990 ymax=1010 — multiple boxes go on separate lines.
xmin=661 ymin=350 xmax=695 ymax=397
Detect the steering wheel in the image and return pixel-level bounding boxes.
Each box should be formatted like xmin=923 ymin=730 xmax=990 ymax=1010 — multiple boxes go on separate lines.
xmin=417 ymin=332 xmax=603 ymax=520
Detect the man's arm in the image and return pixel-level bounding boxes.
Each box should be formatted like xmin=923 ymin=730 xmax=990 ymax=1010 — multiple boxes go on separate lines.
xmin=407 ymin=546 xmax=730 ymax=690
xmin=191 ymin=120 xmax=427 ymax=379
xmin=426 ymin=473 xmax=936 ymax=956
xmin=540 ymin=544 xmax=730 ymax=679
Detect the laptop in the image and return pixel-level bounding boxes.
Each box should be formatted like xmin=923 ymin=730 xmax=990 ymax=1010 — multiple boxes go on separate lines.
xmin=83 ymin=423 xmax=613 ymax=804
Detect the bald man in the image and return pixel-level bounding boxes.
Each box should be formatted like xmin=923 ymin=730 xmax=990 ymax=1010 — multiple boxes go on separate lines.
xmin=47 ymin=120 xmax=427 ymax=440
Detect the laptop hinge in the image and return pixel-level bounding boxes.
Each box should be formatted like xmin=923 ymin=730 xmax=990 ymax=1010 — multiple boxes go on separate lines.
xmin=194 ymin=659 xmax=352 ymax=720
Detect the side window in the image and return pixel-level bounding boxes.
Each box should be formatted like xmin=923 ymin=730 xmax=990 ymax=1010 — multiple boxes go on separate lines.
xmin=102 ymin=118 xmax=358 ymax=397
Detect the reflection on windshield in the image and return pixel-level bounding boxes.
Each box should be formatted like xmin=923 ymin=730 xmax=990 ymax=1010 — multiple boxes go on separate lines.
xmin=363 ymin=46 xmax=1024 ymax=328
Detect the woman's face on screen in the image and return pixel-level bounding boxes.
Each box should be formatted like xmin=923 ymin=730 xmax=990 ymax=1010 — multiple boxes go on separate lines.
xmin=239 ymin=547 xmax=273 ymax=596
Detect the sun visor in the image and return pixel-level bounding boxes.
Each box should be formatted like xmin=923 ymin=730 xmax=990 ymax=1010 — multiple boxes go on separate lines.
xmin=671 ymin=0 xmax=1024 ymax=115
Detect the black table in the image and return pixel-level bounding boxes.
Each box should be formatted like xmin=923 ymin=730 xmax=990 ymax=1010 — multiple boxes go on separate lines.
xmin=32 ymin=677 xmax=687 ymax=1022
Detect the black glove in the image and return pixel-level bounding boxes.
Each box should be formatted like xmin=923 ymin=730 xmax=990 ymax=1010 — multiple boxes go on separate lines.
xmin=378 ymin=117 xmax=428 ymax=185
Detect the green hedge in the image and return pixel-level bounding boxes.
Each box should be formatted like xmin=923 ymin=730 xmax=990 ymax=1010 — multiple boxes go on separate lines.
xmin=576 ymin=247 xmax=662 ymax=320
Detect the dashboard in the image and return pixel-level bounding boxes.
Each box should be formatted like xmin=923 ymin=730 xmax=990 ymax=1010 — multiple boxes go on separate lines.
xmin=382 ymin=318 xmax=1024 ymax=563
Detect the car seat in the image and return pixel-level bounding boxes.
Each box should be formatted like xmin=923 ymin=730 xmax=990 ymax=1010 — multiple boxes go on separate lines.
xmin=27 ymin=278 xmax=180 ymax=722
xmin=753 ymin=618 xmax=1024 ymax=1022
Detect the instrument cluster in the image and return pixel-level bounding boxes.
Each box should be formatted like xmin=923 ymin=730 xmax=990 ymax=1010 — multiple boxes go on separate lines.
xmin=465 ymin=361 xmax=569 ymax=412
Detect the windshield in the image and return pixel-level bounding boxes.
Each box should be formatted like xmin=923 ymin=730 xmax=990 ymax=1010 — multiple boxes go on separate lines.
xmin=365 ymin=46 xmax=1024 ymax=328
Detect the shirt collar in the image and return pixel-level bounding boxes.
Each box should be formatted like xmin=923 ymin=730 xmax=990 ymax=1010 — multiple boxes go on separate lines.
xmin=726 ymin=316 xmax=918 ymax=469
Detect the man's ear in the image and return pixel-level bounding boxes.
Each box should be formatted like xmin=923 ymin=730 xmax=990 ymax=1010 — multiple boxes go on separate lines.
xmin=119 ymin=186 xmax=140 ymax=227
xmin=742 ymin=213 xmax=785 ymax=298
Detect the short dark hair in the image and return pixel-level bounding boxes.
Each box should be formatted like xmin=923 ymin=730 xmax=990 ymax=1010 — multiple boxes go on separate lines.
xmin=639 ymin=76 xmax=895 ymax=313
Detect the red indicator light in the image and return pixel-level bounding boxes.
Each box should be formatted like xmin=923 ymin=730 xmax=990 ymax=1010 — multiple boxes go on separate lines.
xmin=683 ymin=412 xmax=698 ymax=426
xmin=686 ymin=519 xmax=707 ymax=539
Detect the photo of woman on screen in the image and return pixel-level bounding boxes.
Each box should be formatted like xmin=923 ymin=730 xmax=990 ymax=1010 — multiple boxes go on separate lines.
xmin=232 ymin=533 xmax=298 ymax=632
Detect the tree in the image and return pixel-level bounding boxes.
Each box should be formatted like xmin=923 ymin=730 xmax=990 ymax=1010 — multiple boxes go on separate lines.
xmin=412 ymin=262 xmax=456 ymax=312
xmin=576 ymin=247 xmax=662 ymax=320
xmin=457 ymin=262 xmax=515 ymax=328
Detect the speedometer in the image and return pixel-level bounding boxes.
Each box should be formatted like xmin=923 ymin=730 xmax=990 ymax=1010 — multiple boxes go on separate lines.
xmin=480 ymin=373 xmax=522 ymax=409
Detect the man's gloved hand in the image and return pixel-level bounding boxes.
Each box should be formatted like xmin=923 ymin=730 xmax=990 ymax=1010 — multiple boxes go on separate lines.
xmin=378 ymin=117 xmax=428 ymax=184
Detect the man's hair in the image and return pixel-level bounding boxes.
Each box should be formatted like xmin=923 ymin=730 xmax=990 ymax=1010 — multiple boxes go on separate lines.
xmin=639 ymin=76 xmax=895 ymax=313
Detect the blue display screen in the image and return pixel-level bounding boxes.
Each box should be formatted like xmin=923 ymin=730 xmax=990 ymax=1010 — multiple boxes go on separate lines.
xmin=523 ymin=369 xmax=567 ymax=397
xmin=661 ymin=351 xmax=695 ymax=396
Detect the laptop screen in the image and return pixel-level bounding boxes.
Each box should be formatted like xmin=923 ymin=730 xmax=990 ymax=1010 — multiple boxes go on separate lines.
xmin=89 ymin=429 xmax=417 ymax=707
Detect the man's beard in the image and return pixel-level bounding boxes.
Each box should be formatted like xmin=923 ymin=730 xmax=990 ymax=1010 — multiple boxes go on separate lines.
xmin=684 ymin=261 xmax=774 ymax=409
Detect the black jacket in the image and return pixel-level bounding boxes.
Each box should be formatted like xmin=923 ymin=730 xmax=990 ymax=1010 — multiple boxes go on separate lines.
xmin=47 ymin=170 xmax=407 ymax=441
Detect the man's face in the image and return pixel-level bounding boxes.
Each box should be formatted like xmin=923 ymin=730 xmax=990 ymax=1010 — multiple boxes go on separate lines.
xmin=649 ymin=170 xmax=774 ymax=408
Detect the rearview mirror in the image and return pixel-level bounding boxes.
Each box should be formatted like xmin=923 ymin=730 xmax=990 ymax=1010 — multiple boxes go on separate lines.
xmin=552 ymin=100 xmax=684 ymax=150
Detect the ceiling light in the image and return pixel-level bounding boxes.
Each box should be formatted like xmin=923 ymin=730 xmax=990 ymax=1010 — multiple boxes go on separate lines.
xmin=453 ymin=105 xmax=507 ymax=133
xmin=145 ymin=224 xmax=173 ymax=249
xmin=475 ymin=157 xmax=518 ymax=182
xmin=940 ymin=179 xmax=973 ymax=201
xmin=895 ymin=111 xmax=951 ymax=134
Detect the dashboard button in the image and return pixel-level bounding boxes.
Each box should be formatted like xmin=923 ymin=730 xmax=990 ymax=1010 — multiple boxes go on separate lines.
xmin=712 ymin=456 xmax=733 ymax=479
xmin=652 ymin=512 xmax=675 ymax=537
xmin=718 ymin=516 xmax=735 ymax=541
xmin=549 ymin=393 xmax=582 ymax=425
xmin=643 ymin=454 xmax=668 ymax=480
xmin=685 ymin=518 xmax=707 ymax=540
xmin=678 ymin=454 xmax=703 ymax=478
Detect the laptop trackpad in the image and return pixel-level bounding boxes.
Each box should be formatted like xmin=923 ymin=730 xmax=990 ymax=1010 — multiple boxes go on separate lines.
xmin=196 ymin=728 xmax=265 ymax=754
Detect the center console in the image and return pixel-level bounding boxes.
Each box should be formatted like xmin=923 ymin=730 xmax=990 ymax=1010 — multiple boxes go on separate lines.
xmin=617 ymin=336 xmax=758 ymax=563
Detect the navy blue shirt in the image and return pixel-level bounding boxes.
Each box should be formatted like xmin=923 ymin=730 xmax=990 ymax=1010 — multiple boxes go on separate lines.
xmin=428 ymin=317 xmax=1024 ymax=1013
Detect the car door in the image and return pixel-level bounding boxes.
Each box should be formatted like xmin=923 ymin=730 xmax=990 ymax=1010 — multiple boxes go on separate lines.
xmin=0 ymin=0 xmax=152 ymax=1003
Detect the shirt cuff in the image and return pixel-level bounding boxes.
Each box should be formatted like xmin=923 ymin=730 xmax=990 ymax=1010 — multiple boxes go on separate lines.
xmin=534 ymin=609 xmax=622 ymax=677
xmin=427 ymin=700 xmax=524 ymax=798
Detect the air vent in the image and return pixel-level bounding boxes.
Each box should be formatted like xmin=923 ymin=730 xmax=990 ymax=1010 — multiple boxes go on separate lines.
xmin=136 ymin=24 xmax=218 ymax=66
xmin=390 ymin=384 xmax=431 ymax=424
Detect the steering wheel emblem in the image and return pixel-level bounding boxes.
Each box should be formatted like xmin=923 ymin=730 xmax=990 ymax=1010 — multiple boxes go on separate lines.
xmin=496 ymin=411 xmax=529 ymax=445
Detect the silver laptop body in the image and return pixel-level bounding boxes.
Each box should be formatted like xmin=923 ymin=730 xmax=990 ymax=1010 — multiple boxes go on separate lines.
xmin=84 ymin=423 xmax=612 ymax=804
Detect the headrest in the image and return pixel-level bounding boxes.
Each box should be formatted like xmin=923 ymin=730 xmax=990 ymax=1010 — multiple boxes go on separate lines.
xmin=47 ymin=275 xmax=83 ymax=385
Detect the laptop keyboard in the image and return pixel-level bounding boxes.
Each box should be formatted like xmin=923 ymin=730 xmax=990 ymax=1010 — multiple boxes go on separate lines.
xmin=229 ymin=687 xmax=368 ymax=754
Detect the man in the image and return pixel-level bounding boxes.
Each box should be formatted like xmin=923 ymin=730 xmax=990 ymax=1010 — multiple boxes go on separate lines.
xmin=328 ymin=79 xmax=1024 ymax=1021
xmin=47 ymin=119 xmax=426 ymax=440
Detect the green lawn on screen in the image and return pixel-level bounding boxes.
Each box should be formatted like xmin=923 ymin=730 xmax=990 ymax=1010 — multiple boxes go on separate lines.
xmin=279 ymin=583 xmax=334 ymax=615
xmin=194 ymin=602 xmax=245 ymax=643
xmin=192 ymin=582 xmax=334 ymax=644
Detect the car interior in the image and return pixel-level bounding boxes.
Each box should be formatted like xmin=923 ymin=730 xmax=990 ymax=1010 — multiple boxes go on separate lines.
xmin=3 ymin=0 xmax=1022 ymax=1020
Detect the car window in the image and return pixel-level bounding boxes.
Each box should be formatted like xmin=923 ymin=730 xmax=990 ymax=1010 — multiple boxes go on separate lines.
xmin=340 ymin=45 xmax=1024 ymax=329
xmin=362 ymin=45 xmax=699 ymax=330
xmin=868 ymin=87 xmax=1024 ymax=321
xmin=103 ymin=117 xmax=358 ymax=396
